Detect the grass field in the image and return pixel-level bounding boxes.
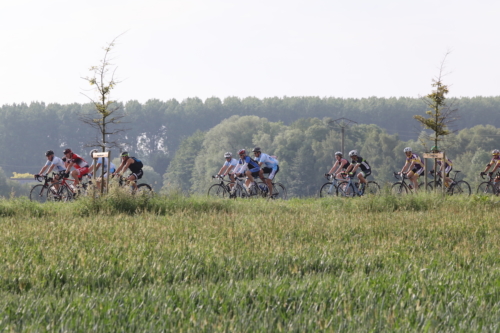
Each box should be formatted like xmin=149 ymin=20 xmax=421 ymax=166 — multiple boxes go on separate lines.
xmin=0 ymin=192 xmax=499 ymax=331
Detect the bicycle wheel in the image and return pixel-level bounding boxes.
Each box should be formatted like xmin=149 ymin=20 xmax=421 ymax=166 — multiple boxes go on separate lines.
xmin=391 ymin=182 xmax=408 ymax=195
xmin=365 ymin=181 xmax=380 ymax=195
xmin=476 ymin=182 xmax=495 ymax=196
xmin=30 ymin=185 xmax=49 ymax=203
xmin=232 ymin=184 xmax=245 ymax=198
xmin=337 ymin=181 xmax=356 ymax=197
xmin=450 ymin=180 xmax=471 ymax=196
xmin=136 ymin=183 xmax=154 ymax=198
xmin=319 ymin=182 xmax=337 ymax=197
xmin=58 ymin=185 xmax=74 ymax=202
xmin=270 ymin=182 xmax=287 ymax=200
xmin=207 ymin=184 xmax=228 ymax=198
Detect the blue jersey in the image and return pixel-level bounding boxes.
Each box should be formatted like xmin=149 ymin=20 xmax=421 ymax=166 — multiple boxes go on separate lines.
xmin=239 ymin=156 xmax=260 ymax=172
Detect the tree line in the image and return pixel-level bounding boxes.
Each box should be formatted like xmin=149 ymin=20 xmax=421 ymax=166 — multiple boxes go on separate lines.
xmin=163 ymin=115 xmax=498 ymax=197
xmin=0 ymin=96 xmax=499 ymax=197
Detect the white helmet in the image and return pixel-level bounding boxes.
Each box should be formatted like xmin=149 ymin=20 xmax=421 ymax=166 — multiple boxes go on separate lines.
xmin=89 ymin=149 xmax=98 ymax=157
xmin=224 ymin=152 xmax=232 ymax=158
xmin=348 ymin=150 xmax=358 ymax=157
xmin=403 ymin=147 xmax=412 ymax=153
xmin=334 ymin=151 xmax=343 ymax=157
xmin=492 ymin=149 xmax=500 ymax=156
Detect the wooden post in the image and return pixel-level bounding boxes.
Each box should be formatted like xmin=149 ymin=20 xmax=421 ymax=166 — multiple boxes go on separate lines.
xmin=442 ymin=151 xmax=446 ymax=195
xmin=106 ymin=152 xmax=111 ymax=195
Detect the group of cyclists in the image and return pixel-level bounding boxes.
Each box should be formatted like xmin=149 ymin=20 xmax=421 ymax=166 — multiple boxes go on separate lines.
xmin=216 ymin=147 xmax=279 ymax=197
xmin=35 ymin=149 xmax=144 ymax=194
xmin=324 ymin=145 xmax=500 ymax=194
xmin=35 ymin=144 xmax=500 ymax=198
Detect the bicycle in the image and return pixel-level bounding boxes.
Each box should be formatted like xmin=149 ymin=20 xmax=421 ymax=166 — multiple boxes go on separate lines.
xmin=391 ymin=172 xmax=424 ymax=195
xmin=255 ymin=179 xmax=287 ymax=200
xmin=114 ymin=175 xmax=153 ymax=196
xmin=207 ymin=175 xmax=232 ymax=198
xmin=476 ymin=172 xmax=500 ymax=196
xmin=30 ymin=174 xmax=73 ymax=203
xmin=319 ymin=173 xmax=343 ymax=198
xmin=337 ymin=173 xmax=381 ymax=197
xmin=427 ymin=170 xmax=471 ymax=196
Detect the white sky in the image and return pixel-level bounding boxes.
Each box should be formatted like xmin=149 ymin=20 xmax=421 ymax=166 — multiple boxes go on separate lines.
xmin=1 ymin=0 xmax=499 ymax=106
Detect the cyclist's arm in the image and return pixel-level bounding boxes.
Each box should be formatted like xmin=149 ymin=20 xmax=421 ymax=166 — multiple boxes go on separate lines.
xmin=328 ymin=160 xmax=340 ymax=175
xmin=224 ymin=165 xmax=235 ymax=176
xmin=490 ymin=161 xmax=500 ymax=173
xmin=114 ymin=161 xmax=126 ymax=175
xmin=65 ymin=161 xmax=75 ymax=174
xmin=400 ymin=161 xmax=411 ymax=174
xmin=483 ymin=160 xmax=495 ymax=173
xmin=217 ymin=165 xmax=228 ymax=176
xmin=38 ymin=165 xmax=49 ymax=176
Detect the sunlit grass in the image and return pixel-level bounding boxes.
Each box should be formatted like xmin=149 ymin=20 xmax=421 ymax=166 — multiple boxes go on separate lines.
xmin=0 ymin=193 xmax=499 ymax=331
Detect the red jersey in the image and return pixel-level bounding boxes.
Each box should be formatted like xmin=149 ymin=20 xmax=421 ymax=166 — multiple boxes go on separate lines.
xmin=64 ymin=153 xmax=89 ymax=169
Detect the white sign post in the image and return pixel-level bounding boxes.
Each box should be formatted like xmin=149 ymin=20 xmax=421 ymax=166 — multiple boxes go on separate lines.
xmin=423 ymin=152 xmax=445 ymax=194
xmin=91 ymin=151 xmax=111 ymax=195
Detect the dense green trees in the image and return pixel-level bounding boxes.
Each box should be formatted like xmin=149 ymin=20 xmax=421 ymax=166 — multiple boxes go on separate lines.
xmin=1 ymin=96 xmax=499 ymax=197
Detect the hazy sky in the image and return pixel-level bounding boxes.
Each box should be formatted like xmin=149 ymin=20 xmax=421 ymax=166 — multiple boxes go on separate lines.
xmin=1 ymin=0 xmax=499 ymax=106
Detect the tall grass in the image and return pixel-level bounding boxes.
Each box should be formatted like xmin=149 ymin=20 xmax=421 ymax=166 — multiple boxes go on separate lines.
xmin=0 ymin=193 xmax=499 ymax=331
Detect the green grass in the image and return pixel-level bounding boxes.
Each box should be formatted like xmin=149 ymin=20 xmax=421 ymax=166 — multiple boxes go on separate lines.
xmin=0 ymin=193 xmax=499 ymax=331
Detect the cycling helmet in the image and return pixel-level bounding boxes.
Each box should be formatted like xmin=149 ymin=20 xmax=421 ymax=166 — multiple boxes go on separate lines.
xmin=403 ymin=147 xmax=412 ymax=153
xmin=492 ymin=149 xmax=500 ymax=156
xmin=237 ymin=149 xmax=246 ymax=155
xmin=348 ymin=150 xmax=358 ymax=157
xmin=224 ymin=152 xmax=232 ymax=158
xmin=45 ymin=150 xmax=54 ymax=157
xmin=430 ymin=146 xmax=440 ymax=152
xmin=89 ymin=149 xmax=98 ymax=157
xmin=334 ymin=151 xmax=343 ymax=157
xmin=121 ymin=151 xmax=129 ymax=157
xmin=252 ymin=147 xmax=261 ymax=153
xmin=63 ymin=148 xmax=72 ymax=154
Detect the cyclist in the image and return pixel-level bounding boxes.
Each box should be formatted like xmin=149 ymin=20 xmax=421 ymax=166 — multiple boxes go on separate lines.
xmin=62 ymin=148 xmax=90 ymax=188
xmin=252 ymin=147 xmax=279 ymax=197
xmin=113 ymin=152 xmax=144 ymax=190
xmin=217 ymin=152 xmax=238 ymax=189
xmin=35 ymin=150 xmax=67 ymax=188
xmin=235 ymin=149 xmax=261 ymax=190
xmin=429 ymin=146 xmax=454 ymax=187
xmin=89 ymin=149 xmax=116 ymax=190
xmin=481 ymin=149 xmax=500 ymax=184
xmin=326 ymin=151 xmax=350 ymax=180
xmin=345 ymin=150 xmax=371 ymax=193
xmin=399 ymin=147 xmax=424 ymax=191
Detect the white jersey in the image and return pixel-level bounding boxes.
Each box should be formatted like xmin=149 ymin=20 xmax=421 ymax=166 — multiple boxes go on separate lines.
xmin=45 ymin=156 xmax=66 ymax=172
xmin=233 ymin=163 xmax=247 ymax=175
xmin=90 ymin=157 xmax=116 ymax=172
xmin=223 ymin=158 xmax=238 ymax=168
xmin=256 ymin=153 xmax=279 ymax=169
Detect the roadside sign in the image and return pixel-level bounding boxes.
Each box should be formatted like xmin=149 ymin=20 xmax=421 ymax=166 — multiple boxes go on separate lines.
xmin=92 ymin=152 xmax=109 ymax=158
xmin=423 ymin=153 xmax=444 ymax=159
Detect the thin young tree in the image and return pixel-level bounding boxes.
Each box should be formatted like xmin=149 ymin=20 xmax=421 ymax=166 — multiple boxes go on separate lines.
xmin=414 ymin=51 xmax=459 ymax=184
xmin=80 ymin=35 xmax=128 ymax=193
xmin=80 ymin=34 xmax=127 ymax=153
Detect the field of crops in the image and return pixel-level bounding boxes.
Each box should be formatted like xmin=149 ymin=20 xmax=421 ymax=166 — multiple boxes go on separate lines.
xmin=0 ymin=192 xmax=499 ymax=331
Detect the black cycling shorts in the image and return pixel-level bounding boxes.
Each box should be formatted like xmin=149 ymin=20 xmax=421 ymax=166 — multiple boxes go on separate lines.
xmin=130 ymin=169 xmax=144 ymax=180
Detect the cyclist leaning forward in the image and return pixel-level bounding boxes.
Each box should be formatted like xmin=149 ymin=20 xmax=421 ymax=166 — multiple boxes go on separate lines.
xmin=481 ymin=149 xmax=500 ymax=185
xmin=252 ymin=147 xmax=279 ymax=197
xmin=62 ymin=148 xmax=90 ymax=188
xmin=326 ymin=151 xmax=350 ymax=180
xmin=234 ymin=149 xmax=261 ymax=190
xmin=399 ymin=147 xmax=424 ymax=191
xmin=217 ymin=152 xmax=239 ymax=190
xmin=345 ymin=150 xmax=371 ymax=193
xmin=113 ymin=152 xmax=144 ymax=190
xmin=429 ymin=146 xmax=454 ymax=187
